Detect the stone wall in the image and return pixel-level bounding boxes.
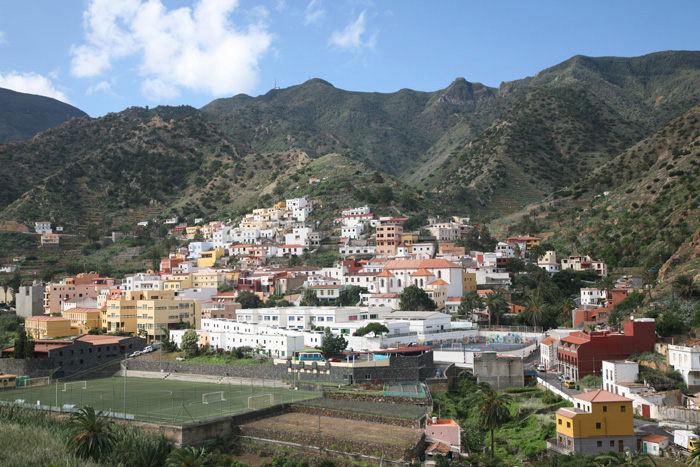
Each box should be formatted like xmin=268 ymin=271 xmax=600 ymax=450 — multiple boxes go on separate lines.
xmin=126 ymin=360 xmax=284 ymax=379
xmin=290 ymin=404 xmax=421 ymax=428
xmin=324 ymin=390 xmax=428 ymax=406
xmin=0 ymin=358 xmax=55 ymax=377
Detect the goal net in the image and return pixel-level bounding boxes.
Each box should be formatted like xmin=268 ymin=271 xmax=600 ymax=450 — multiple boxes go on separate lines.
xmin=24 ymin=377 xmax=50 ymax=388
xmin=202 ymin=391 xmax=226 ymax=404
xmin=248 ymin=394 xmax=274 ymax=410
xmin=63 ymin=381 xmax=87 ymax=391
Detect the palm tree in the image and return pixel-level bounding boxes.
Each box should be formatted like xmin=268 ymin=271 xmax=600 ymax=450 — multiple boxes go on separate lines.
xmin=641 ymin=271 xmax=657 ymax=300
xmin=470 ymin=383 xmax=512 ymax=458
xmin=66 ymin=406 xmax=118 ymax=462
xmin=672 ymin=274 xmax=698 ymax=300
xmin=595 ymin=448 xmax=656 ymax=466
xmin=485 ymin=291 xmax=508 ymax=327
xmin=688 ymin=447 xmax=700 ymax=466
xmin=525 ymin=295 xmax=549 ymax=330
xmin=165 ymin=446 xmax=210 ymax=467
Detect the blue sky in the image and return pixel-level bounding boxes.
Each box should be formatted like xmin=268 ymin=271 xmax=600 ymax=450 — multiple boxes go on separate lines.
xmin=0 ymin=0 xmax=698 ymax=117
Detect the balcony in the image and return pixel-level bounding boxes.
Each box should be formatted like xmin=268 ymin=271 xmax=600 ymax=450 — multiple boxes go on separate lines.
xmin=546 ymin=439 xmax=572 ymax=455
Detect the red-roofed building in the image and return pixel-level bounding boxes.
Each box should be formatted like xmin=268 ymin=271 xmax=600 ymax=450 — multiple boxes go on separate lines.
xmin=378 ymin=259 xmax=463 ymax=297
xmin=558 ymin=319 xmax=655 ymax=381
xmin=550 ymin=390 xmax=635 ymax=455
xmin=276 ymin=244 xmax=306 ymax=257
xmin=425 ymin=419 xmax=462 ymax=453
xmin=641 ymin=434 xmax=670 ymax=457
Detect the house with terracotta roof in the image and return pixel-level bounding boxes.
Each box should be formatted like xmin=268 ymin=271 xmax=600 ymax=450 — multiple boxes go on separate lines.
xmin=376 ymin=259 xmax=464 ymax=297
xmin=642 ymin=434 xmax=670 ymax=457
xmin=25 ymin=315 xmax=75 ymax=339
xmin=540 ymin=336 xmax=559 ymax=371
xmin=62 ymin=307 xmax=102 ymax=335
xmin=549 ymin=390 xmax=636 ymax=455
xmin=276 ymin=244 xmax=306 ymax=257
xmin=425 ymin=418 xmax=462 ymax=453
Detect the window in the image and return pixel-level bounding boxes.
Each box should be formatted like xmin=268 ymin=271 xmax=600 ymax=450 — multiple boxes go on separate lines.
xmin=620 ymin=406 xmax=626 ymax=412
xmin=596 ymin=423 xmax=601 ymax=429
xmin=610 ymin=441 xmax=615 ymax=447
xmin=566 ymin=422 xmax=570 ymax=428
xmin=603 ymin=406 xmax=607 ymax=412
xmin=558 ymin=419 xmax=562 ymax=425
xmin=597 ymin=441 xmax=602 ymax=447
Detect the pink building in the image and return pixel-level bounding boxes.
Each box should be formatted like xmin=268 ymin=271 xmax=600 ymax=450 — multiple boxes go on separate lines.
xmin=425 ymin=418 xmax=462 ymax=452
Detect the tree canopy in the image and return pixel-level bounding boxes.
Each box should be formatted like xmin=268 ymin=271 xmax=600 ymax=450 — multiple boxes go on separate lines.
xmin=398 ymin=285 xmax=437 ymax=311
xmin=319 ymin=328 xmax=347 ymax=356
xmin=356 ymin=322 xmax=389 ymax=336
xmin=235 ymin=291 xmax=263 ymax=309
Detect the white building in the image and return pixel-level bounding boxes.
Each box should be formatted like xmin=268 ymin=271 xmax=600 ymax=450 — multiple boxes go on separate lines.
xmin=341 ymin=224 xmax=364 ymax=239
xmin=340 ymin=245 xmax=376 ymax=257
xmin=427 ymin=223 xmax=461 ymax=243
xmin=188 ymin=241 xmax=214 ymax=259
xmin=342 ymin=206 xmax=371 ymax=217
xmin=580 ymin=288 xmax=607 ymax=306
xmin=212 ymin=226 xmax=232 ymax=249
xmin=601 ymin=360 xmax=650 ymax=398
xmin=123 ymin=273 xmax=163 ymax=292
xmin=495 ymin=242 xmax=516 ymax=258
xmin=668 ymin=344 xmax=700 ymax=389
xmin=537 ymin=251 xmax=561 ymax=274
xmin=277 ymin=244 xmax=306 ymax=257
xmin=285 ymin=227 xmax=315 ymax=247
xmin=35 ymin=221 xmax=52 ymax=234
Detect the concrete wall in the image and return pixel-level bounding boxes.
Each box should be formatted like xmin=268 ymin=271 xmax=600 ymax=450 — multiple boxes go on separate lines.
xmin=16 ymin=284 xmax=45 ymax=318
xmin=473 ymin=352 xmax=524 ymax=389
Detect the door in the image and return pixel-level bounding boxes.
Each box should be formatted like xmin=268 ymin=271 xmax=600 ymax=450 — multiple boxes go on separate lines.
xmin=618 ymin=440 xmax=624 ymax=452
xmin=642 ymin=404 xmax=650 ymax=418
xmin=643 ymin=442 xmax=647 ymax=453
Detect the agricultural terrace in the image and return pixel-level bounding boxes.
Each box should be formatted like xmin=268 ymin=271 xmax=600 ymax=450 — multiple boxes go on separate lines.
xmin=0 ymin=376 xmax=319 ymax=424
xmin=297 ymin=398 xmax=426 ymax=420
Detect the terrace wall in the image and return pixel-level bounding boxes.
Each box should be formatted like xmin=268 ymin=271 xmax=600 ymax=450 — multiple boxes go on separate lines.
xmin=290 ymin=404 xmax=423 ymax=428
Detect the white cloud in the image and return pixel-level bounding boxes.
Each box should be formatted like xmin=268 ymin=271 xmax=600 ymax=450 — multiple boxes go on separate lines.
xmin=0 ymin=31 xmax=6 ymax=45
xmin=71 ymin=0 xmax=273 ymax=100
xmin=0 ymin=71 xmax=70 ymax=103
xmin=304 ymin=0 xmax=325 ymax=26
xmin=86 ymin=80 xmax=112 ymax=95
xmin=328 ymin=10 xmax=375 ymax=53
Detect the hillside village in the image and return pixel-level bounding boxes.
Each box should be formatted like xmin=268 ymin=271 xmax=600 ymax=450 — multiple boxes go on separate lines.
xmin=2 ymin=193 xmax=700 ymax=465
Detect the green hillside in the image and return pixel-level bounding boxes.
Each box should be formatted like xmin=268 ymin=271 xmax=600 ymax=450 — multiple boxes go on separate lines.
xmin=0 ymin=88 xmax=87 ymax=143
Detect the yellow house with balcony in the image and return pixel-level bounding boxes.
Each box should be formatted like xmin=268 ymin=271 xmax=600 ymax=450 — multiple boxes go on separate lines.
xmin=550 ymin=390 xmax=635 ymax=456
xmin=103 ymin=290 xmax=201 ymax=343
xmin=134 ymin=290 xmax=201 ymax=343
xmin=25 ymin=316 xmax=75 ymax=339
xmin=197 ymin=248 xmax=226 ymax=267
xmin=103 ymin=293 xmax=139 ymax=335
xmin=62 ymin=307 xmax=102 ymax=335
xmin=192 ymin=269 xmax=223 ymax=288
xmin=164 ymin=273 xmax=193 ymax=290
xmin=185 ymin=226 xmax=202 ymax=239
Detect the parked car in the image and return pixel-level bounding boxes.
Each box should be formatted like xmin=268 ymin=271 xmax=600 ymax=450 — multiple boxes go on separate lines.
xmin=557 ymin=374 xmax=566 ymax=382
xmin=537 ymin=364 xmax=546 ymax=372
xmin=565 ymin=380 xmax=577 ymax=388
xmin=143 ymin=346 xmax=153 ymax=353
xmin=326 ymin=358 xmax=341 ymax=363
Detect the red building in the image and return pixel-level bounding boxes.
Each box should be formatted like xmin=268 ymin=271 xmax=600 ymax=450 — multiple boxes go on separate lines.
xmin=558 ymin=319 xmax=655 ymax=381
xmin=573 ymin=287 xmax=631 ymax=327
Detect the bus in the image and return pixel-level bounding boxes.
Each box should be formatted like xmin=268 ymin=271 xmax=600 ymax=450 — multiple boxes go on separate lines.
xmin=0 ymin=374 xmax=16 ymax=389
xmin=292 ymin=350 xmax=326 ymax=362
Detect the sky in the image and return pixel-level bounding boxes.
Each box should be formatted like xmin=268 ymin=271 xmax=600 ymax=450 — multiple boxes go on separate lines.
xmin=0 ymin=0 xmax=699 ymax=117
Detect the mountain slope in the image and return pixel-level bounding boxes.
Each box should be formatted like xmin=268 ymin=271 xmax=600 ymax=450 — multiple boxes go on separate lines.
xmin=200 ymin=77 xmax=497 ymax=178
xmin=0 ymin=88 xmax=88 ymax=143
xmin=491 ymin=103 xmax=700 ymax=281
xmin=419 ymin=51 xmax=700 ymax=215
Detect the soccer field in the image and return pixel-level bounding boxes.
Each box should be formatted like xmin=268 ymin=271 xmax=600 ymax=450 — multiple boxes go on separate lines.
xmin=0 ymin=377 xmax=320 ymax=424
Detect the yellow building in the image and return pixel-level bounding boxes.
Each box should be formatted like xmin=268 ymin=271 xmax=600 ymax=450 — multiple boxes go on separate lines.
xmin=462 ymin=272 xmax=477 ymax=292
xmin=551 ymin=390 xmax=636 ymax=456
xmin=197 ymin=247 xmax=226 ymax=267
xmin=401 ymin=234 xmax=419 ymax=250
xmin=25 ymin=316 xmax=75 ymax=339
xmin=185 ymin=226 xmax=202 ymax=239
xmin=62 ymin=307 xmax=102 ymax=335
xmin=192 ymin=269 xmax=223 ymax=289
xmin=274 ymin=201 xmax=286 ymax=210
xmin=164 ymin=273 xmax=193 ymax=290
xmin=103 ymin=290 xmax=201 ymax=343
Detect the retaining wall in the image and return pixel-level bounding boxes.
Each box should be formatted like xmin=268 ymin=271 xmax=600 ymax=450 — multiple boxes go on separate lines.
xmin=324 ymin=390 xmax=428 ymax=406
xmin=290 ymin=404 xmax=422 ymax=428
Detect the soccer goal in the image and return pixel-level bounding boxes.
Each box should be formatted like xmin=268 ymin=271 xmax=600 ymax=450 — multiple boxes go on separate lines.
xmin=24 ymin=377 xmax=50 ymax=388
xmin=248 ymin=394 xmax=274 ymax=410
xmin=202 ymin=391 xmax=226 ymax=404
xmin=62 ymin=381 xmax=87 ymax=391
